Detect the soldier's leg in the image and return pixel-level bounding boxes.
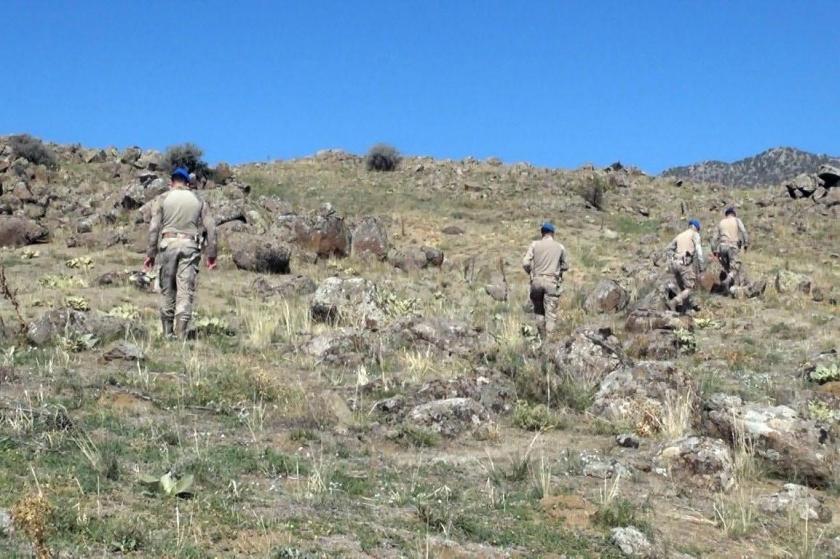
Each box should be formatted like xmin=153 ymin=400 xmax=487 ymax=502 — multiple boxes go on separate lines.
xmin=158 ymin=248 xmax=178 ymax=337
xmin=672 ymin=264 xmax=696 ymax=310
xmin=174 ymin=247 xmax=201 ymax=338
xmin=544 ymin=293 xmax=560 ymax=335
xmin=530 ymin=283 xmax=546 ymax=337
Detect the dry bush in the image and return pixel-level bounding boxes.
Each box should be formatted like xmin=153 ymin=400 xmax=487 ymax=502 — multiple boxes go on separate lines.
xmin=581 ymin=177 xmax=607 ymax=210
xmin=9 ymin=134 xmax=57 ymax=169
xmin=162 ymin=142 xmax=210 ymax=178
xmin=365 ymin=143 xmax=400 ymax=172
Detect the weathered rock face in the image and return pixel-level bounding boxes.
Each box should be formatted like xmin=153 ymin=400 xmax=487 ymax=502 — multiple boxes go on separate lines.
xmin=304 ymin=327 xmax=366 ymax=366
xmin=248 ymin=275 xmax=316 ymax=298
xmin=228 ymin=233 xmax=291 ymax=274
xmin=610 ymin=526 xmax=655 ymax=558
xmin=102 ymin=342 xmax=146 ymax=362
xmin=591 ymin=361 xmax=697 ymax=436
xmin=653 ymin=436 xmax=735 ymax=492
xmin=27 ymin=309 xmax=142 ymax=347
xmin=703 ymin=394 xmax=835 ymax=487
xmin=755 ymin=484 xmax=832 ymax=523
xmin=817 ymin=163 xmax=840 ymax=188
xmin=310 ymin=277 xmax=386 ymax=329
xmin=276 ymin=205 xmax=352 ymax=258
xmin=774 ymin=270 xmax=812 ymax=295
xmin=625 ymin=309 xmax=693 ymax=333
xmin=785 ymin=173 xmax=821 ymax=199
xmin=624 ymin=329 xmax=680 ymax=360
xmin=417 ymin=374 xmax=515 ymax=415
xmin=351 ymin=217 xmax=390 ymax=260
xmin=0 ymin=216 xmax=48 ymax=247
xmin=550 ymin=327 xmax=624 ymax=389
xmin=407 ymin=397 xmax=489 ymax=437
xmin=585 ymin=279 xmax=629 ymax=313
xmin=386 ymin=316 xmax=493 ymax=358
xmin=120 ymin=178 xmax=167 ymax=210
xmin=387 ymin=245 xmax=444 ymax=271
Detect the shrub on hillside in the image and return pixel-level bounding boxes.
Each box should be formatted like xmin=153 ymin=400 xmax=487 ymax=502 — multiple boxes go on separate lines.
xmin=9 ymin=134 xmax=57 ymax=169
xmin=162 ymin=143 xmax=210 ymax=178
xmin=582 ymin=177 xmax=607 ymax=211
xmin=210 ymin=162 xmax=234 ymax=185
xmin=365 ymin=143 xmax=400 ymax=172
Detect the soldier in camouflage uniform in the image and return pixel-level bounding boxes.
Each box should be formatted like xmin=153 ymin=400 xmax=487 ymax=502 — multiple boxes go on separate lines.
xmin=522 ymin=222 xmax=569 ymax=338
xmin=144 ymin=167 xmax=218 ymax=338
xmin=666 ymin=219 xmax=704 ymax=312
xmin=711 ymin=207 xmax=749 ymax=293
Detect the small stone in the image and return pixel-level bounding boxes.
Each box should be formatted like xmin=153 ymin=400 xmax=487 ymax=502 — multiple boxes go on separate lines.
xmin=610 ymin=526 xmax=654 ymax=558
xmin=616 ymin=433 xmax=640 ymax=448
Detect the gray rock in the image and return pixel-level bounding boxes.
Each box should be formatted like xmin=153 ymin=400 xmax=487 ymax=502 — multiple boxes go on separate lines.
xmin=755 ymin=483 xmax=832 ymax=523
xmin=585 ymin=279 xmax=629 ymax=313
xmin=774 ymin=270 xmax=812 ymax=295
xmin=610 ymin=527 xmax=655 ymax=558
xmin=387 ymin=245 xmax=444 ymax=271
xmin=817 ymin=164 xmax=840 ymax=188
xmin=0 ymin=508 xmax=11 ymax=537
xmin=417 ymin=374 xmax=515 ymax=415
xmin=624 ymin=329 xmax=680 ymax=360
xmin=0 ymin=216 xmax=48 ymax=247
xmin=276 ymin=209 xmax=352 ymax=258
xmin=549 ymin=327 xmax=624 ymax=392
xmin=304 ymin=328 xmax=365 ymax=364
xmin=616 ymin=433 xmax=640 ymax=448
xmin=386 ymin=316 xmax=494 ymax=358
xmin=228 ymin=233 xmax=291 ymax=274
xmin=653 ymin=436 xmax=735 ymax=492
xmin=310 ymin=277 xmax=386 ymax=330
xmin=248 ymin=275 xmax=316 ymax=298
xmin=407 ymin=397 xmax=489 ymax=437
xmin=484 ymin=281 xmax=508 ymax=302
xmin=441 ymin=225 xmax=465 ymax=235
xmin=703 ymin=394 xmax=835 ymax=487
xmin=351 ymin=217 xmax=390 ymax=260
xmin=625 ymin=308 xmax=693 ymax=333
xmin=27 ymin=309 xmax=143 ymax=347
xmin=102 ymin=342 xmax=146 ymax=362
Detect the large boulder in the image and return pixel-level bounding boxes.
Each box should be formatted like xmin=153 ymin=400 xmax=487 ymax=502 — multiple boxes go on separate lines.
xmin=387 ymin=245 xmax=444 ymax=271
xmin=774 ymin=270 xmax=812 ymax=295
xmin=417 ymin=374 xmax=515 ymax=415
xmin=784 ymin=173 xmax=820 ymax=199
xmin=351 ymin=217 xmax=390 ymax=260
xmin=550 ymin=327 xmax=624 ymax=390
xmin=406 ymin=397 xmax=489 ymax=437
xmin=625 ymin=309 xmax=692 ymax=333
xmin=703 ymin=394 xmax=835 ymax=487
xmin=27 ymin=309 xmax=142 ymax=347
xmin=120 ymin=178 xmax=166 ymax=210
xmin=817 ymin=164 xmax=840 ymax=188
xmin=386 ymin=316 xmax=493 ymax=358
xmin=310 ymin=277 xmax=386 ymax=329
xmin=609 ymin=527 xmax=656 ymax=558
xmin=228 ymin=233 xmax=291 ymax=274
xmin=585 ymin=279 xmax=629 ymax=313
xmin=304 ymin=327 xmax=366 ymax=366
xmin=755 ymin=483 xmax=832 ymax=523
xmin=276 ymin=204 xmax=351 ymax=258
xmin=653 ymin=436 xmax=735 ymax=492
xmin=591 ymin=361 xmax=698 ymax=437
xmin=0 ymin=216 xmax=48 ymax=247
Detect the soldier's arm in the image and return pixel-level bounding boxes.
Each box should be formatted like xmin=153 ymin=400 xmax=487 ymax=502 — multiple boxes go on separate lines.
xmin=522 ymin=243 xmax=534 ymax=274
xmin=558 ymin=247 xmax=569 ymax=275
xmin=201 ymin=201 xmax=218 ymax=260
xmin=738 ymin=219 xmax=749 ymax=248
xmin=146 ymin=199 xmax=163 ymax=259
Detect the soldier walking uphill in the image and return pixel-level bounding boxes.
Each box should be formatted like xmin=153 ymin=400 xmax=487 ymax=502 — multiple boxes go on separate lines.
xmin=522 ymin=223 xmax=569 ymax=338
xmin=711 ymin=207 xmax=749 ymax=294
xmin=666 ymin=219 xmax=704 ymax=312
xmin=144 ymin=167 xmax=218 ymax=339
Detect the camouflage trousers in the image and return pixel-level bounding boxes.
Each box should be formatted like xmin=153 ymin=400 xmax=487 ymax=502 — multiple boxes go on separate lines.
xmin=670 ymin=257 xmax=696 ymax=307
xmin=158 ymin=238 xmax=201 ymax=324
xmin=530 ymin=276 xmax=561 ymax=337
xmin=718 ymin=244 xmax=742 ymax=286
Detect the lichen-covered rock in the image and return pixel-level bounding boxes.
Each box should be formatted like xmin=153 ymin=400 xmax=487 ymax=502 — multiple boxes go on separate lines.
xmin=351 ymin=217 xmax=390 ymax=260
xmin=102 ymin=342 xmax=146 ymax=362
xmin=417 ymin=374 xmax=515 ymax=415
xmin=625 ymin=309 xmax=693 ymax=333
xmin=304 ymin=327 xmax=365 ymax=366
xmin=27 ymin=309 xmax=143 ymax=347
xmin=755 ymin=484 xmax=832 ymax=523
xmin=310 ymin=277 xmax=386 ymax=330
xmin=228 ymin=233 xmax=291 ymax=274
xmin=653 ymin=436 xmax=735 ymax=492
xmin=774 ymin=270 xmax=812 ymax=295
xmin=386 ymin=316 xmax=494 ymax=358
xmin=407 ymin=397 xmax=489 ymax=437
xmin=276 ymin=204 xmax=351 ymax=258
xmin=0 ymin=216 xmax=48 ymax=247
xmin=387 ymin=245 xmax=444 ymax=271
xmin=249 ymin=275 xmax=316 ymax=298
xmin=549 ymin=327 xmax=624 ymax=390
xmin=610 ymin=526 xmax=655 ymax=558
xmin=703 ymin=394 xmax=835 ymax=487
xmin=585 ymin=279 xmax=629 ymax=313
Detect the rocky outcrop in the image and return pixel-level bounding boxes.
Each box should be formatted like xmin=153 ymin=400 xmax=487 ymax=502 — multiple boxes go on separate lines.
xmin=774 ymin=270 xmax=812 ymax=295
xmin=304 ymin=328 xmax=366 ymax=366
xmin=228 ymin=233 xmax=291 ymax=274
xmin=703 ymin=394 xmax=835 ymax=487
xmin=0 ymin=216 xmax=48 ymax=247
xmin=550 ymin=327 xmax=624 ymax=390
xmin=407 ymin=397 xmax=489 ymax=437
xmin=755 ymin=484 xmax=832 ymax=523
xmin=351 ymin=217 xmax=390 ymax=260
xmin=585 ymin=279 xmax=629 ymax=313
xmin=387 ymin=245 xmax=444 ymax=271
xmin=248 ymin=275 xmax=316 ymax=298
xmin=653 ymin=436 xmax=735 ymax=492
xmin=27 ymin=309 xmax=142 ymax=347
xmin=310 ymin=277 xmax=386 ymax=329
xmin=385 ymin=316 xmax=493 ymax=358
xmin=610 ymin=526 xmax=656 ymax=558
xmin=276 ymin=204 xmax=351 ymax=258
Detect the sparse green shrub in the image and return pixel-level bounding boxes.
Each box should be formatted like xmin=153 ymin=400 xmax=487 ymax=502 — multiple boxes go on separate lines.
xmin=108 ymin=303 xmax=140 ymax=321
xmin=65 ymin=256 xmax=94 ymax=271
xmin=582 ymin=177 xmax=606 ymax=210
xmin=65 ymin=296 xmax=90 ymax=311
xmin=809 ymin=363 xmax=840 ymax=384
xmin=39 ymin=274 xmax=87 ymax=289
xmin=211 ymin=161 xmax=234 ymax=184
xmin=365 ymin=143 xmax=400 ymax=172
xmin=593 ymin=498 xmax=645 ymax=530
xmin=392 ymin=424 xmax=439 ymax=448
xmin=513 ymin=401 xmax=558 ymax=431
xmin=808 ymin=400 xmax=838 ymax=423
xmin=59 ymin=332 xmax=99 ymax=352
xmin=162 ymin=142 xmax=210 ymax=178
xmin=674 ymin=328 xmax=696 ymax=353
xmin=193 ymin=315 xmax=234 ymax=336
xmin=9 ymin=134 xmax=57 ymax=169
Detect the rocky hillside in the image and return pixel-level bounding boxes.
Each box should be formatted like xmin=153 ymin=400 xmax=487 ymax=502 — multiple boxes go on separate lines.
xmin=662 ymin=146 xmax=840 ymax=187
xmin=0 ymin=135 xmax=838 ymax=558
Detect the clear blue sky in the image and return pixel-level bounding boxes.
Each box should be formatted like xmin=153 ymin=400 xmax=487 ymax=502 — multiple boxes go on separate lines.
xmin=2 ymin=1 xmax=838 ymax=172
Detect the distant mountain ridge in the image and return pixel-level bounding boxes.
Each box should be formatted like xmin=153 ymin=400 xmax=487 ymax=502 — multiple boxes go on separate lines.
xmin=661 ymin=147 xmax=840 ymax=187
